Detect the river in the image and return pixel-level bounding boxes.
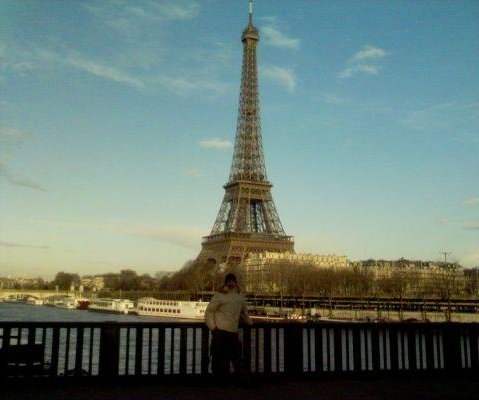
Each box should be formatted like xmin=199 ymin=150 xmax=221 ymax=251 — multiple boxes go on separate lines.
xmin=0 ymin=302 xmax=196 ymax=322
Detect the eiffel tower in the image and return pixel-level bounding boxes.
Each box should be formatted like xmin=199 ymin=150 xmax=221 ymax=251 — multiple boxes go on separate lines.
xmin=198 ymin=1 xmax=294 ymax=265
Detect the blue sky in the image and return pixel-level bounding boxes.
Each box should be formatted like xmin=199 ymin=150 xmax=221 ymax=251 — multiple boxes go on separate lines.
xmin=1 ymin=0 xmax=478 ymax=279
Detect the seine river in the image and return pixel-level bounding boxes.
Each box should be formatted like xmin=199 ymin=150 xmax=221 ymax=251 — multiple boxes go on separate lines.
xmin=0 ymin=302 xmax=192 ymax=323
xmin=0 ymin=302 xmax=208 ymax=375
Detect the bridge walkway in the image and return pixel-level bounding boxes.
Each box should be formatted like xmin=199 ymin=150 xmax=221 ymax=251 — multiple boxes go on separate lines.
xmin=3 ymin=375 xmax=478 ymax=400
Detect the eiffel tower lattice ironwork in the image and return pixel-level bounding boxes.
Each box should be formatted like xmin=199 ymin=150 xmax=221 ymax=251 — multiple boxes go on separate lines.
xmin=198 ymin=1 xmax=294 ymax=265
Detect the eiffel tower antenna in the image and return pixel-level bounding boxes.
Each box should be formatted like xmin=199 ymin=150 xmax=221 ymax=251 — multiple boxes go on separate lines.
xmin=198 ymin=1 xmax=294 ymax=265
xmin=249 ymin=0 xmax=253 ymax=25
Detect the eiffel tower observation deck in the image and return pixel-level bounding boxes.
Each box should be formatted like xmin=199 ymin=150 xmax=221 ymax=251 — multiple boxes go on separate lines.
xmin=198 ymin=1 xmax=294 ymax=265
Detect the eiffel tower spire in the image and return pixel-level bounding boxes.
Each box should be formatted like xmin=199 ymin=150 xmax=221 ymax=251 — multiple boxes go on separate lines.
xmin=198 ymin=1 xmax=294 ymax=265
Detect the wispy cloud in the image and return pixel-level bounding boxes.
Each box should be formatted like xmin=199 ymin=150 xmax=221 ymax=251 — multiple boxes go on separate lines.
xmin=85 ymin=0 xmax=199 ymax=24
xmin=262 ymin=66 xmax=297 ymax=92
xmin=262 ymin=26 xmax=300 ymax=50
xmin=40 ymin=48 xmax=145 ymax=88
xmin=198 ymin=138 xmax=232 ymax=149
xmin=463 ymin=222 xmax=479 ymax=230
xmin=403 ymin=102 xmax=479 ymax=137
xmin=464 ymin=197 xmax=479 ymax=207
xmin=185 ymin=168 xmax=204 ymax=177
xmin=35 ymin=219 xmax=202 ymax=250
xmin=0 ymin=127 xmax=46 ymax=192
xmin=0 ymin=161 xmax=47 ymax=192
xmin=318 ymin=94 xmax=349 ymax=106
xmin=0 ymin=126 xmax=31 ymax=143
xmin=0 ymin=240 xmax=50 ymax=249
xmin=339 ymin=64 xmax=381 ymax=79
xmin=339 ymin=45 xmax=387 ymax=79
xmin=158 ymin=75 xmax=230 ymax=97
xmin=0 ymin=41 xmax=36 ymax=77
xmin=30 ymin=47 xmax=230 ymax=97
xmin=119 ymin=223 xmax=202 ymax=249
xmin=351 ymin=45 xmax=387 ymax=62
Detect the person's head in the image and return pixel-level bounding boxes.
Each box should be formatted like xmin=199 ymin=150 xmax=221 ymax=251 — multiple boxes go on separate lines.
xmin=224 ymin=273 xmax=238 ymax=290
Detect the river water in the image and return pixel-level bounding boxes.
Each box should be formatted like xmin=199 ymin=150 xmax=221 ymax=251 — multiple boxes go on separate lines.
xmin=0 ymin=302 xmax=194 ymax=323
xmin=0 ymin=302 xmax=212 ymax=376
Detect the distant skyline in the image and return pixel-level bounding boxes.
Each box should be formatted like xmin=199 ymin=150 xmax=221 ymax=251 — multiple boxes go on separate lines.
xmin=1 ymin=0 xmax=478 ymax=279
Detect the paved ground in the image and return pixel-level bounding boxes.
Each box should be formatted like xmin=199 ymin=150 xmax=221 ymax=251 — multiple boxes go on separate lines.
xmin=2 ymin=376 xmax=479 ymax=400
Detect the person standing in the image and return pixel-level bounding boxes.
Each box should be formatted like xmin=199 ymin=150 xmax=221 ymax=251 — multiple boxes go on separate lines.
xmin=205 ymin=273 xmax=252 ymax=377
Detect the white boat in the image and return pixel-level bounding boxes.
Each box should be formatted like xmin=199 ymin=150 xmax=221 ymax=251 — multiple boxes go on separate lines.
xmin=55 ymin=298 xmax=77 ymax=309
xmin=25 ymin=296 xmax=44 ymax=306
xmin=136 ymin=298 xmax=208 ymax=320
xmin=44 ymin=296 xmax=76 ymax=309
xmin=89 ymin=298 xmax=135 ymax=314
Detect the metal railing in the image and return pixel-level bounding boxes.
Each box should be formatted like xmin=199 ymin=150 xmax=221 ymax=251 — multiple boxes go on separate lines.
xmin=0 ymin=321 xmax=477 ymax=378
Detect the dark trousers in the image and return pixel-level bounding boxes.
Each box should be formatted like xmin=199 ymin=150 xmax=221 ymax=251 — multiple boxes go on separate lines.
xmin=211 ymin=329 xmax=242 ymax=377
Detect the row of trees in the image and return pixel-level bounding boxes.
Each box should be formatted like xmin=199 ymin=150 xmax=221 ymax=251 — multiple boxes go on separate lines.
xmin=9 ymin=262 xmax=478 ymax=299
xmin=247 ymin=261 xmax=476 ymax=300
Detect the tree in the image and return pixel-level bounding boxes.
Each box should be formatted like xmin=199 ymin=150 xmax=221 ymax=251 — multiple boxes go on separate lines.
xmin=52 ymin=272 xmax=81 ymax=290
xmin=119 ymin=269 xmax=140 ymax=290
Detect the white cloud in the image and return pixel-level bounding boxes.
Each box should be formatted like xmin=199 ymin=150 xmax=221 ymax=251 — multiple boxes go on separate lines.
xmin=464 ymin=197 xmax=479 ymax=207
xmin=351 ymin=45 xmax=387 ymax=62
xmin=339 ymin=45 xmax=387 ymax=79
xmin=262 ymin=26 xmax=300 ymax=50
xmin=262 ymin=66 xmax=297 ymax=92
xmin=339 ymin=64 xmax=380 ymax=79
xmin=198 ymin=138 xmax=232 ymax=149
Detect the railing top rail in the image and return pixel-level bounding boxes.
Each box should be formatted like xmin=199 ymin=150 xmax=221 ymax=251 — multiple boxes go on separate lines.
xmin=0 ymin=320 xmax=478 ymax=329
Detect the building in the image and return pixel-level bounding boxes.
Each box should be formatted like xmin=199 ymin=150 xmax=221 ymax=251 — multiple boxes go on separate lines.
xmin=197 ymin=1 xmax=294 ymax=266
xmin=352 ymin=259 xmax=466 ymax=296
xmin=243 ymin=251 xmax=350 ymax=293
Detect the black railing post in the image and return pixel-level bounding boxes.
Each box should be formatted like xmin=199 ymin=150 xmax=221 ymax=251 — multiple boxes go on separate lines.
xmin=470 ymin=325 xmax=479 ymax=371
xmin=243 ymin=326 xmax=252 ymax=373
xmin=99 ymin=323 xmax=120 ymax=377
xmin=200 ymin=326 xmax=210 ymax=375
xmin=263 ymin=327 xmax=271 ymax=374
xmin=179 ymin=327 xmax=187 ymax=375
xmin=75 ymin=327 xmax=84 ymax=376
xmin=284 ymin=324 xmax=303 ymax=375
xmin=50 ymin=326 xmax=60 ymax=377
xmin=443 ymin=323 xmax=461 ymax=373
xmin=135 ymin=326 xmax=144 ymax=376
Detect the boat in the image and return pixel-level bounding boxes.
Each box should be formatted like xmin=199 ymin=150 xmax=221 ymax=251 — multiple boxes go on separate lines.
xmin=76 ymin=299 xmax=91 ymax=310
xmin=2 ymin=296 xmax=20 ymax=303
xmin=43 ymin=296 xmax=76 ymax=309
xmin=88 ymin=298 xmax=135 ymax=314
xmin=55 ymin=298 xmax=77 ymax=309
xmin=25 ymin=296 xmax=44 ymax=306
xmin=136 ymin=298 xmax=209 ymax=320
